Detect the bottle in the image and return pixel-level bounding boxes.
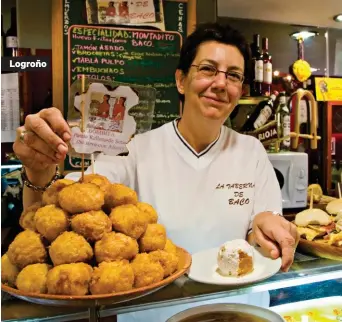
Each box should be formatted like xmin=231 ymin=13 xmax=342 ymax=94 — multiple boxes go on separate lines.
xmin=240 ymin=94 xmax=277 ymax=132
xmin=1 ymin=14 xmax=5 ymax=57
xmin=250 ymin=34 xmax=263 ymax=97
xmin=262 ymin=37 xmax=272 ymax=96
xmin=5 ymin=7 xmax=18 ymax=57
xmin=276 ymin=92 xmax=291 ymax=151
xmin=253 ymin=93 xmax=278 ymax=129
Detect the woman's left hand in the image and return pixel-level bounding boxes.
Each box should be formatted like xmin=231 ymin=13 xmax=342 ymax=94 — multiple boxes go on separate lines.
xmin=251 ymin=212 xmax=300 ymax=272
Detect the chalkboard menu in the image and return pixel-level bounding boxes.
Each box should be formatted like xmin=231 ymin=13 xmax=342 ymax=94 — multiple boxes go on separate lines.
xmin=68 ymin=25 xmax=181 ymax=128
xmin=62 ymin=0 xmax=186 ymax=170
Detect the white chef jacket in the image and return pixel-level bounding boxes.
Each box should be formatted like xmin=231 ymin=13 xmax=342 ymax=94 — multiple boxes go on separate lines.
xmin=67 ymin=120 xmax=282 ymax=322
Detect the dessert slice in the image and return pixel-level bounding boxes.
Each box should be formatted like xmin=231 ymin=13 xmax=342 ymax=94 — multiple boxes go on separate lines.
xmin=217 ymin=239 xmax=254 ymax=277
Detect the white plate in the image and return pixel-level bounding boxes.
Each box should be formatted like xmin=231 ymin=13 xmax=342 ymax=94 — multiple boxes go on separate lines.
xmin=188 ymin=246 xmax=281 ymax=285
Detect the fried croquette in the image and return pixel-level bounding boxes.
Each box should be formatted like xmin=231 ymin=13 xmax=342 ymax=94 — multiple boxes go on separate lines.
xmin=95 ymin=232 xmax=138 ymax=263
xmin=90 ymin=260 xmax=134 ymax=294
xmin=105 ymin=183 xmax=138 ymax=208
xmin=164 ymin=239 xmax=178 ymax=255
xmin=47 ymin=263 xmax=93 ymax=295
xmin=109 ymin=204 xmax=148 ymax=239
xmin=49 ymin=231 xmax=93 ymax=266
xmin=58 ymin=183 xmax=104 ymax=214
xmin=42 ymin=179 xmax=75 ymax=206
xmin=149 ymin=250 xmax=178 ymax=278
xmin=71 ymin=210 xmax=112 ymax=241
xmin=136 ymin=202 xmax=158 ymax=224
xmin=7 ymin=230 xmax=47 ymax=269
xmin=34 ymin=205 xmax=69 ymax=242
xmin=139 ymin=224 xmax=166 ymax=252
xmin=19 ymin=202 xmax=41 ymax=232
xmin=81 ymin=174 xmax=111 ymax=193
xmin=131 ymin=253 xmax=164 ymax=288
xmin=16 ymin=263 xmax=51 ymax=294
xmin=1 ymin=254 xmax=19 ymax=286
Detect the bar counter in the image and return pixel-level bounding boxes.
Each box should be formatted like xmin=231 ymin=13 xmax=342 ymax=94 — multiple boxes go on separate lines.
xmin=2 ymin=253 xmax=342 ymax=322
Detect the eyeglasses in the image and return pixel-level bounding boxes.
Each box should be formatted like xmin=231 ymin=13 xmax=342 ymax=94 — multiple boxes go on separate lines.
xmin=191 ymin=64 xmax=245 ymax=84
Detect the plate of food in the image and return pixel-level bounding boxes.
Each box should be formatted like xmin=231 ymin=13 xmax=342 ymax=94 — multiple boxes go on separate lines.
xmin=294 ymin=199 xmax=342 ymax=261
xmin=187 ymin=239 xmax=281 ymax=286
xmin=1 ymin=175 xmax=192 ymax=307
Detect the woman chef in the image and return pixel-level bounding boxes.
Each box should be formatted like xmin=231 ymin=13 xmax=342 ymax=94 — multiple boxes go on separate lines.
xmin=13 ymin=23 xmax=299 ymax=321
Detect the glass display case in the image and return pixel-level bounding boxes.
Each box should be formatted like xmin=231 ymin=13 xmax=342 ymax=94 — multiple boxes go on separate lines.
xmin=1 ymin=164 xmax=22 ymax=227
xmin=2 ymin=254 xmax=342 ymax=321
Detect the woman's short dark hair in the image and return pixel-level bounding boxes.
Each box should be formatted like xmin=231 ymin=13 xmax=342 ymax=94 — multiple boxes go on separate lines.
xmin=177 ymin=23 xmax=251 ymax=103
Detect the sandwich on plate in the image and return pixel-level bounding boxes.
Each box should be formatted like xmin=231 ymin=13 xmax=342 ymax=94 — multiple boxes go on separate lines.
xmin=295 ymin=208 xmax=342 ymax=246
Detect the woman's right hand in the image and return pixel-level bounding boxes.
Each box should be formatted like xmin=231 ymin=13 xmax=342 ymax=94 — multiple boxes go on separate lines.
xmin=13 ymin=108 xmax=71 ymax=174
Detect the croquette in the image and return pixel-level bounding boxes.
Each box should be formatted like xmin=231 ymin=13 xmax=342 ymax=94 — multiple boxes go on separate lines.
xmin=105 ymin=183 xmax=138 ymax=208
xmin=95 ymin=232 xmax=138 ymax=263
xmin=164 ymin=239 xmax=178 ymax=255
xmin=49 ymin=231 xmax=93 ymax=266
xmin=46 ymin=263 xmax=93 ymax=295
xmin=7 ymin=230 xmax=47 ymax=269
xmin=109 ymin=204 xmax=148 ymax=239
xmin=80 ymin=174 xmax=111 ymax=193
xmin=58 ymin=183 xmax=104 ymax=214
xmin=42 ymin=179 xmax=75 ymax=206
xmin=139 ymin=224 xmax=166 ymax=252
xmin=149 ymin=250 xmax=178 ymax=278
xmin=136 ymin=202 xmax=158 ymax=224
xmin=71 ymin=210 xmax=112 ymax=241
xmin=90 ymin=260 xmax=134 ymax=294
xmin=1 ymin=254 xmax=20 ymax=287
xmin=34 ymin=205 xmax=69 ymax=242
xmin=131 ymin=253 xmax=164 ymax=288
xmin=19 ymin=202 xmax=41 ymax=232
xmin=16 ymin=263 xmax=51 ymax=294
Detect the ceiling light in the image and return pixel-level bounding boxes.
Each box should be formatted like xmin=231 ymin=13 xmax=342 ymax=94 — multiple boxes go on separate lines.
xmin=290 ymin=31 xmax=318 ymax=40
xmin=333 ymin=14 xmax=342 ymax=22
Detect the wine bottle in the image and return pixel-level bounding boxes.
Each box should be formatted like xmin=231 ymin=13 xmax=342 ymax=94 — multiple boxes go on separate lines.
xmin=262 ymin=37 xmax=272 ymax=96
xmin=5 ymin=7 xmax=18 ymax=57
xmin=276 ymin=92 xmax=291 ymax=151
xmin=241 ymin=94 xmax=277 ymax=132
xmin=250 ymin=34 xmax=263 ymax=97
xmin=253 ymin=93 xmax=278 ymax=129
xmin=1 ymin=14 xmax=5 ymax=57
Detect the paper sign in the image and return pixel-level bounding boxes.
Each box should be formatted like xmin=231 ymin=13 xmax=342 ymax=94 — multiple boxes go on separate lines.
xmin=315 ymin=77 xmax=342 ymax=101
xmin=1 ymin=73 xmax=20 ymax=142
xmin=97 ymin=0 xmax=156 ymax=25
xmin=70 ymin=82 xmax=138 ymax=155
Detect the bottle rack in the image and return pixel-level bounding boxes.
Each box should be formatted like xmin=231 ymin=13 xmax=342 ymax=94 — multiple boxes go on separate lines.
xmin=244 ymin=89 xmax=321 ymax=152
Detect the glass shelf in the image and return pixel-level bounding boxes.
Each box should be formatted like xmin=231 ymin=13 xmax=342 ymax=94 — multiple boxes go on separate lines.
xmin=2 ymin=255 xmax=342 ymax=321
